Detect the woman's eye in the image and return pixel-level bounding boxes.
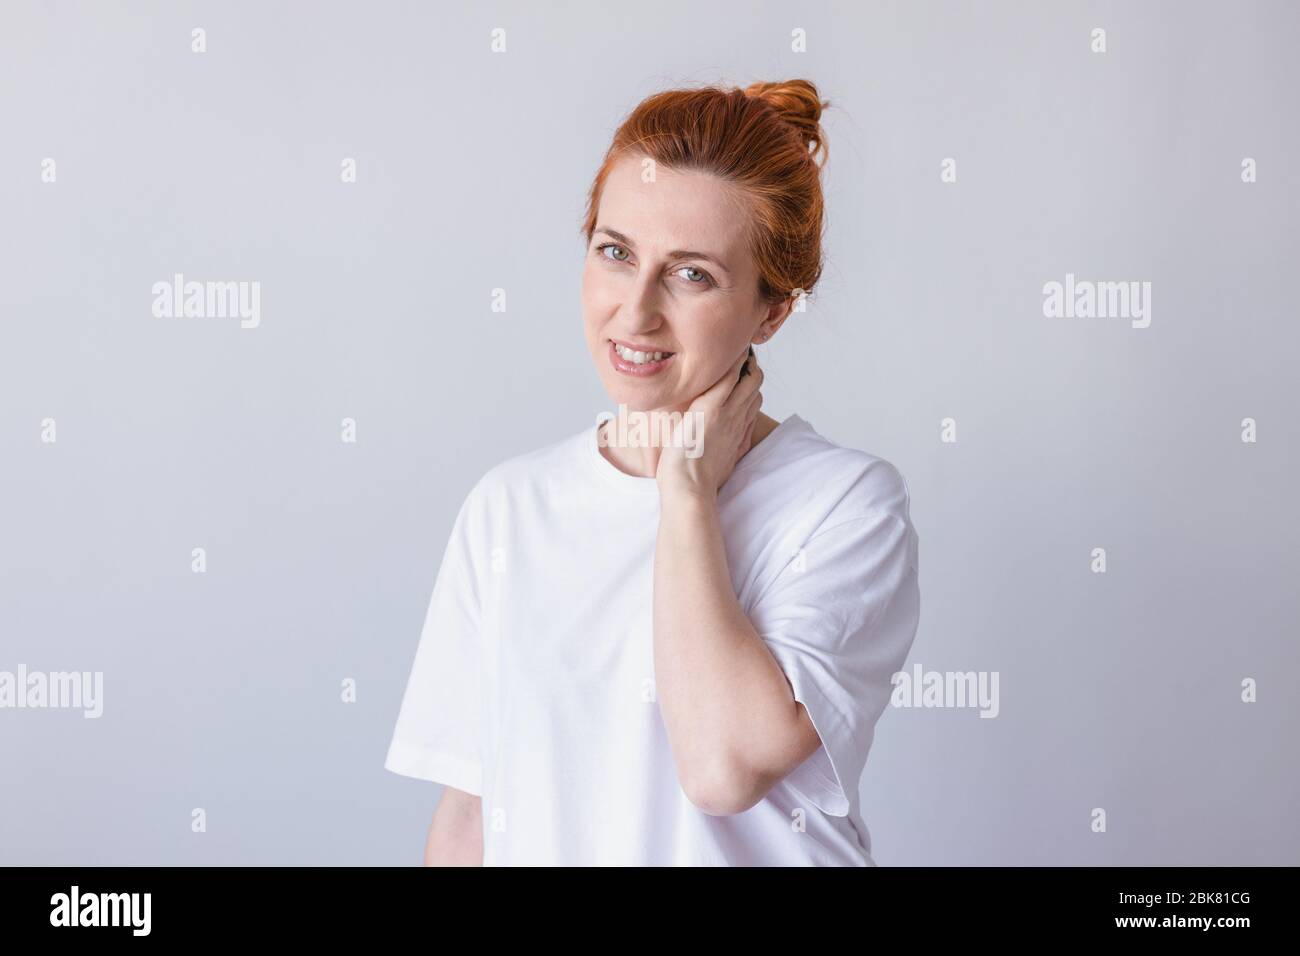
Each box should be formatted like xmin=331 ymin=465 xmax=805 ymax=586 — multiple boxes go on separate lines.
xmin=595 ymin=244 xmax=711 ymax=288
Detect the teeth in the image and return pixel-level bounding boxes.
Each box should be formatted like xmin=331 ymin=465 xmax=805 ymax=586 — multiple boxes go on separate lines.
xmin=615 ymin=343 xmax=670 ymax=364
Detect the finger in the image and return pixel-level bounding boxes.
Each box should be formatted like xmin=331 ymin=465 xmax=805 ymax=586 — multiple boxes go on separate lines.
xmin=698 ymin=348 xmax=753 ymax=409
xmin=725 ymin=352 xmax=764 ymax=409
xmin=736 ymin=410 xmax=759 ymax=460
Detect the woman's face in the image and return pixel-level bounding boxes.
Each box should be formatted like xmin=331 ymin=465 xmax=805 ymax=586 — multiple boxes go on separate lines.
xmin=581 ymin=153 xmax=789 ymax=413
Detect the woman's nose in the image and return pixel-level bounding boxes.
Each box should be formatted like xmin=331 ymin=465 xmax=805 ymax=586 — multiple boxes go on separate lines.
xmin=619 ymin=274 xmax=665 ymax=329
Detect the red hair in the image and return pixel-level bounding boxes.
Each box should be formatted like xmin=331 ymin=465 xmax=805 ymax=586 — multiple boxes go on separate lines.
xmin=581 ymin=79 xmax=830 ymax=305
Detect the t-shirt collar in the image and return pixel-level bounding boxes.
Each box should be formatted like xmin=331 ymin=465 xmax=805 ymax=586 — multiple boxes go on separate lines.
xmin=583 ymin=412 xmax=808 ymax=495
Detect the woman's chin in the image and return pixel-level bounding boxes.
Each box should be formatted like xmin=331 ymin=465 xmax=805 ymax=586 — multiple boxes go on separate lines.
xmin=608 ymin=395 xmax=654 ymax=413
xmin=602 ymin=381 xmax=670 ymax=412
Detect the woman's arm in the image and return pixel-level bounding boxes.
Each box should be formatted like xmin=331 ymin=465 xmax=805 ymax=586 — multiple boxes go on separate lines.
xmin=653 ymin=351 xmax=823 ymax=816
xmin=654 ymin=490 xmax=823 ymax=816
xmin=423 ymin=786 xmax=483 ymax=866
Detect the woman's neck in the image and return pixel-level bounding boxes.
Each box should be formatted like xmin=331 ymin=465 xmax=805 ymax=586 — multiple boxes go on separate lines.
xmin=598 ymin=411 xmax=782 ymax=479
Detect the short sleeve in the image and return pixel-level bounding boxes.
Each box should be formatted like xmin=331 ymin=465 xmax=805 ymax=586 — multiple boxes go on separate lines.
xmin=748 ymin=510 xmax=920 ymax=817
xmin=384 ymin=490 xmax=484 ymax=794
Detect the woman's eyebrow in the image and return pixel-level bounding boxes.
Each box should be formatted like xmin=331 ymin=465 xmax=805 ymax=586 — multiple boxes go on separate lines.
xmin=594 ymin=226 xmax=732 ymax=275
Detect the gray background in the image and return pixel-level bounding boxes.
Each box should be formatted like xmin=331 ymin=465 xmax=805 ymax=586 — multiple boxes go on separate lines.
xmin=1 ymin=0 xmax=1296 ymax=865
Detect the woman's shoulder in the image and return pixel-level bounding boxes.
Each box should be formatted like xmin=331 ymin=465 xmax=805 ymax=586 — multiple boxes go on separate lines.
xmin=759 ymin=413 xmax=914 ymax=527
xmin=459 ymin=423 xmax=593 ymax=507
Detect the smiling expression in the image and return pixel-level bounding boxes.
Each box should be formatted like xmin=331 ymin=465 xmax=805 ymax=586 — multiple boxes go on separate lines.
xmin=581 ymin=154 xmax=790 ymax=413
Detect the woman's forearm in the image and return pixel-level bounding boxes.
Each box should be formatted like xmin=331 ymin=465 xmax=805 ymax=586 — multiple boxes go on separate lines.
xmin=652 ymin=488 xmax=808 ymax=814
xmin=423 ymin=787 xmax=483 ymax=866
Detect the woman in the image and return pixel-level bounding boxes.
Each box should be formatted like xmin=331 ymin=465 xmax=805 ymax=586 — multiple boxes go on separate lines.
xmin=385 ymin=79 xmax=921 ymax=866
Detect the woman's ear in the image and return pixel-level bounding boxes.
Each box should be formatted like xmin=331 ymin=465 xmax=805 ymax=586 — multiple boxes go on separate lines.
xmin=754 ymin=294 xmax=795 ymax=344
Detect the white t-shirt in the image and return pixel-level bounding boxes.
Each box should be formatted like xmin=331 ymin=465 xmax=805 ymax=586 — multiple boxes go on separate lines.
xmin=384 ymin=412 xmax=921 ymax=866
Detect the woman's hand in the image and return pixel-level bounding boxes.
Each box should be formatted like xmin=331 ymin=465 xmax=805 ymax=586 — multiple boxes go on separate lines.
xmin=656 ymin=347 xmax=764 ymax=499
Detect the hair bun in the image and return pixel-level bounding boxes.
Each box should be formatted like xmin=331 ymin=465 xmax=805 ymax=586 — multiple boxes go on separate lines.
xmin=743 ymin=79 xmax=829 ymax=165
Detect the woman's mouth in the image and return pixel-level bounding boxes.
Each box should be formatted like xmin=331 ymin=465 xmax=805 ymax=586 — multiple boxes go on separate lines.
xmin=609 ymin=339 xmax=675 ymax=376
